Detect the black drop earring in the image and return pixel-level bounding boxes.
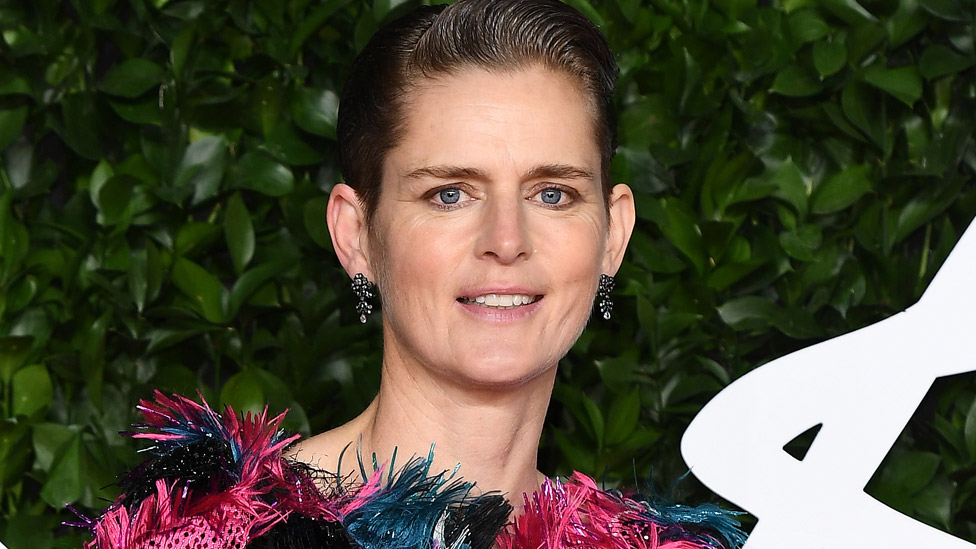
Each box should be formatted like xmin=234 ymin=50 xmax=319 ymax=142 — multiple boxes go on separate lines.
xmin=352 ymin=273 xmax=374 ymax=324
xmin=597 ymin=273 xmax=614 ymax=320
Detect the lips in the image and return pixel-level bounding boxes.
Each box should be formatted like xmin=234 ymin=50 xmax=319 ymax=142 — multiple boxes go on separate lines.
xmin=458 ymin=293 xmax=540 ymax=309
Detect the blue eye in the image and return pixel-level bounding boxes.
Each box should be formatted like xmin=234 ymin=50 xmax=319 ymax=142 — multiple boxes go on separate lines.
xmin=540 ymin=189 xmax=562 ymax=204
xmin=439 ymin=188 xmax=461 ymax=204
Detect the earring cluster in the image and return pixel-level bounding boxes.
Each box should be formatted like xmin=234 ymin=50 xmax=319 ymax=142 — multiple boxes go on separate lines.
xmin=352 ymin=273 xmax=374 ymax=324
xmin=352 ymin=272 xmax=614 ymax=323
xmin=597 ymin=273 xmax=614 ymax=320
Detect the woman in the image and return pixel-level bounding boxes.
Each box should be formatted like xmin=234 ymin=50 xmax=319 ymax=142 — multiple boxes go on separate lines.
xmin=82 ymin=1 xmax=744 ymax=547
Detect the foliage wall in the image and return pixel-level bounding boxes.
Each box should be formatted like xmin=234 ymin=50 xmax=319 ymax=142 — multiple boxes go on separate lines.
xmin=2 ymin=0 xmax=976 ymax=546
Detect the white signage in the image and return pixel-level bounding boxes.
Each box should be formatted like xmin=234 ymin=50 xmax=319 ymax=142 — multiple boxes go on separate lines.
xmin=682 ymin=220 xmax=976 ymax=548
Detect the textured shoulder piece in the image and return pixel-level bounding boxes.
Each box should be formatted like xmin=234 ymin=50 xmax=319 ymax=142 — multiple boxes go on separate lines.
xmin=84 ymin=391 xmax=351 ymax=549
xmin=499 ymin=472 xmax=746 ymax=549
xmin=81 ymin=391 xmax=511 ymax=549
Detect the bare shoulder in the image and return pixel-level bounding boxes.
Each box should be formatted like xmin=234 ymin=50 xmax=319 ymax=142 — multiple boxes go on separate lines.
xmin=285 ymin=417 xmax=369 ymax=478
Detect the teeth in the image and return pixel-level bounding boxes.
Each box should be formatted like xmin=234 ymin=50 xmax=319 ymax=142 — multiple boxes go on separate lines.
xmin=465 ymin=294 xmax=537 ymax=309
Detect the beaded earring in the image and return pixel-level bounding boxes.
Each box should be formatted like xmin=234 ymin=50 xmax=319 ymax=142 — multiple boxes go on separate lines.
xmin=352 ymin=273 xmax=374 ymax=323
xmin=597 ymin=273 xmax=614 ymax=320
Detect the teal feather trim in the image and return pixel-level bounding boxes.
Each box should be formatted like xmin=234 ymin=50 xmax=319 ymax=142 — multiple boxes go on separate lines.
xmin=343 ymin=448 xmax=511 ymax=549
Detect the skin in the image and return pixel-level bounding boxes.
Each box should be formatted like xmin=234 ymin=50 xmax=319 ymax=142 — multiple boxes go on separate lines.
xmin=290 ymin=64 xmax=635 ymax=504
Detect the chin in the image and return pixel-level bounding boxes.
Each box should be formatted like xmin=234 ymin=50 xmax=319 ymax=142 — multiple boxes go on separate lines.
xmin=443 ymin=356 xmax=558 ymax=390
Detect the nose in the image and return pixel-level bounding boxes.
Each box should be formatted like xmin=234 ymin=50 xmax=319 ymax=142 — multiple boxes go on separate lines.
xmin=476 ymin=194 xmax=532 ymax=263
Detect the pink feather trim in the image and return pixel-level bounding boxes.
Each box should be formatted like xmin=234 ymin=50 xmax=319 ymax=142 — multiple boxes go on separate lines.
xmin=498 ymin=472 xmax=719 ymax=549
xmin=90 ymin=392 xmax=365 ymax=548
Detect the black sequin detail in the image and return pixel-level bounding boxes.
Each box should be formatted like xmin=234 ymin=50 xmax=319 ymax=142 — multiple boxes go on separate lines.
xmin=119 ymin=438 xmax=234 ymax=508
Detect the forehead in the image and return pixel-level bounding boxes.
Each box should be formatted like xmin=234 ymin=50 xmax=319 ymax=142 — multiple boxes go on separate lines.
xmin=386 ymin=65 xmax=601 ymax=178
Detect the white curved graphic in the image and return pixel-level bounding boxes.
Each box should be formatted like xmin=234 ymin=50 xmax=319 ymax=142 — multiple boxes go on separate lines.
xmin=682 ymin=219 xmax=976 ymax=548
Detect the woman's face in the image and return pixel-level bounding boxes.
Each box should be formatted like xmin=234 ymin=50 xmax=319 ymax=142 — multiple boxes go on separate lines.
xmin=363 ymin=65 xmax=632 ymax=388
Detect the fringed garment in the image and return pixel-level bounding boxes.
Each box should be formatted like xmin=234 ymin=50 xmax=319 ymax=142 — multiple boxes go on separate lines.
xmin=76 ymin=392 xmax=746 ymax=549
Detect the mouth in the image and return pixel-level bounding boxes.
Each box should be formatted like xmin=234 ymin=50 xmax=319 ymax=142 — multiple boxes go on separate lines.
xmin=457 ymin=293 xmax=541 ymax=309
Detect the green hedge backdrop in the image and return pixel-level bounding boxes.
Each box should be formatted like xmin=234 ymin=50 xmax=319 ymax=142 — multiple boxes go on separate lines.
xmin=2 ymin=0 xmax=976 ymax=546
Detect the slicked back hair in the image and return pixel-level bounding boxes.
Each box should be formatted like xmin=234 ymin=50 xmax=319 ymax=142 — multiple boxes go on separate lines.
xmin=337 ymin=0 xmax=619 ymax=225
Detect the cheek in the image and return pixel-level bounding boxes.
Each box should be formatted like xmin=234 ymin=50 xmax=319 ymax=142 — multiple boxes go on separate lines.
xmin=372 ymin=220 xmax=460 ymax=304
xmin=546 ymin=219 xmax=606 ymax=278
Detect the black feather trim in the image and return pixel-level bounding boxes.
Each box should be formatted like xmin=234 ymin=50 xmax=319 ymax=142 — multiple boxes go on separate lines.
xmin=444 ymin=494 xmax=513 ymax=549
xmin=247 ymin=515 xmax=360 ymax=549
xmin=118 ymin=437 xmax=234 ymax=508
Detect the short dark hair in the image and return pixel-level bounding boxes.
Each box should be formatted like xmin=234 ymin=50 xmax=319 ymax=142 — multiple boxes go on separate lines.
xmin=337 ymin=0 xmax=619 ymax=225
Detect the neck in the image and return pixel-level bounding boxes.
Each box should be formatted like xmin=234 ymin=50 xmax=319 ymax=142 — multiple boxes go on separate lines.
xmin=353 ymin=345 xmax=556 ymax=502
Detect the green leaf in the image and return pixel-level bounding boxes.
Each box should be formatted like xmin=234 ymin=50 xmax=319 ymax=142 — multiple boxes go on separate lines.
xmin=605 ymin=388 xmax=641 ymax=446
xmin=965 ymin=396 xmax=976 ymax=460
xmin=224 ymin=192 xmax=255 ymax=274
xmin=292 ymin=88 xmax=339 ymax=139
xmin=886 ymin=0 xmax=927 ymax=47
xmin=769 ymin=160 xmax=809 ymax=215
xmin=100 ymin=58 xmax=168 ymax=98
xmin=917 ymin=0 xmax=966 ymax=21
xmin=220 ymin=370 xmax=266 ymax=417
xmin=628 ymin=232 xmax=687 ymax=274
xmin=261 ymin=123 xmax=324 ymax=166
xmin=582 ymin=396 xmax=605 ymax=448
xmin=0 ymin=203 xmax=29 ymax=285
xmin=174 ymin=136 xmax=228 ymax=206
xmin=31 ymin=423 xmax=79 ymax=473
xmin=60 ymin=93 xmax=101 ymax=159
xmin=841 ymin=81 xmax=885 ymax=149
xmin=289 ymin=0 xmax=354 ymax=56
xmin=232 ymin=152 xmax=295 ymax=196
xmin=303 ymin=195 xmax=333 ymax=249
xmin=717 ymin=296 xmax=780 ymax=331
xmin=657 ymin=198 xmax=707 ymax=276
xmin=129 ymin=247 xmax=148 ymax=312
xmin=881 ymin=451 xmax=941 ymax=494
xmin=863 ymin=65 xmax=922 ymax=106
xmin=372 ymin=0 xmax=411 ymax=22
xmin=174 ymin=222 xmax=221 ymax=257
xmin=820 ymin=0 xmax=876 ymax=24
xmin=788 ymin=10 xmax=830 ymax=43
xmin=919 ymin=44 xmax=974 ymax=80
xmin=96 ymin=175 xmax=136 ymax=225
xmin=227 ymin=259 xmax=295 ymax=318
xmin=913 ymin=476 xmax=953 ymax=530
xmin=251 ymin=77 xmax=286 ymax=137
xmin=707 ymin=261 xmax=763 ymax=291
xmin=0 ymin=106 xmax=28 ymax=151
xmin=0 ymin=422 xmax=31 ymax=488
xmin=810 ymin=164 xmax=872 ymax=214
xmin=170 ymin=27 xmax=195 ymax=78
xmin=812 ymin=40 xmax=846 ymax=77
xmin=779 ymin=225 xmax=823 ymax=261
xmin=171 ymin=257 xmax=226 ymax=323
xmin=563 ymin=0 xmax=605 ymax=26
xmin=0 ymin=335 xmax=33 ymax=384
xmin=146 ymin=238 xmax=164 ymax=303
xmin=5 ymin=275 xmax=37 ymax=314
xmin=12 ymin=363 xmax=53 ymax=417
xmin=146 ymin=328 xmax=209 ymax=354
xmin=40 ymin=434 xmax=83 ymax=506
xmin=109 ymin=97 xmax=164 ymax=126
xmin=771 ymin=64 xmax=822 ymax=97
xmin=79 ymin=311 xmax=109 ymax=408
xmin=0 ymin=70 xmax=30 ymax=96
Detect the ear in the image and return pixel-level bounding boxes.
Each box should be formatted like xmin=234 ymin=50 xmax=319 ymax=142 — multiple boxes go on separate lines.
xmin=602 ymin=183 xmax=635 ymax=276
xmin=327 ymin=183 xmax=375 ymax=280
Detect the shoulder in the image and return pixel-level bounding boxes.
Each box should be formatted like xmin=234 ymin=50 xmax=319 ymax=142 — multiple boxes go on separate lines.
xmin=286 ymin=400 xmax=376 ymax=478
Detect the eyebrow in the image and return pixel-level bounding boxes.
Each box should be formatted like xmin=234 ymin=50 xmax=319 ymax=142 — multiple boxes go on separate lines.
xmin=402 ymin=164 xmax=595 ymax=182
